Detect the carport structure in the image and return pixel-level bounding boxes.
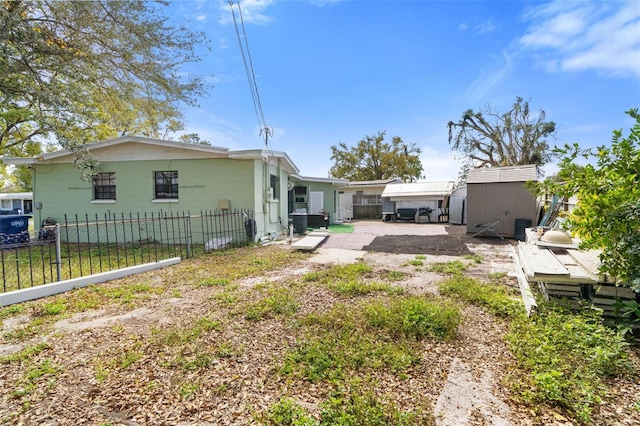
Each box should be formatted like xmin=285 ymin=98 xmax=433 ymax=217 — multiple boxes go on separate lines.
xmin=380 ymin=181 xmax=455 ymax=223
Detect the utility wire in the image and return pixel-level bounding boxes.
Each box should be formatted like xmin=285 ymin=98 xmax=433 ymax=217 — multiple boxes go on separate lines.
xmin=229 ymin=0 xmax=273 ymax=149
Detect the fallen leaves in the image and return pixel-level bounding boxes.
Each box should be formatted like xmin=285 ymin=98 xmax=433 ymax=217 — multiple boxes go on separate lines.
xmin=0 ymin=244 xmax=638 ymax=425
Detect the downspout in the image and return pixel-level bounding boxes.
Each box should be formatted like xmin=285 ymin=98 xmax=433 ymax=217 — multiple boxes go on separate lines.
xmin=31 ymin=165 xmax=42 ymax=229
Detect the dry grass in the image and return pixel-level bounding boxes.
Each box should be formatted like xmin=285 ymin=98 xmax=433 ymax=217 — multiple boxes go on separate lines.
xmin=0 ymin=244 xmax=638 ymax=425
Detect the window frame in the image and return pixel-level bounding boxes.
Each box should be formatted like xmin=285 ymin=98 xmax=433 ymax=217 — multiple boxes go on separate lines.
xmin=269 ymin=174 xmax=280 ymax=200
xmin=93 ymin=172 xmax=116 ymax=201
xmin=154 ymin=171 xmax=179 ymax=200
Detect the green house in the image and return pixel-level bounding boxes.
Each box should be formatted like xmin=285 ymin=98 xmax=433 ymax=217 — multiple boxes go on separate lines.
xmin=287 ymin=175 xmax=349 ymax=230
xmin=3 ymin=136 xmax=300 ymax=241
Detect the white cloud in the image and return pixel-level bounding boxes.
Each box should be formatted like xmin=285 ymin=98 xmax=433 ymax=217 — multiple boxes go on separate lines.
xmin=418 ymin=147 xmax=464 ymax=182
xmin=309 ymin=0 xmax=344 ymax=6
xmin=219 ymin=0 xmax=275 ymax=25
xmin=461 ymin=50 xmax=514 ymax=102
xmin=475 ymin=20 xmax=496 ymax=34
xmin=458 ymin=22 xmax=469 ymax=30
xmin=519 ymin=1 xmax=640 ymax=79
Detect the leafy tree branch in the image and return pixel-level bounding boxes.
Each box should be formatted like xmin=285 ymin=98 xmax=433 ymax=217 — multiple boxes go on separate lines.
xmin=1 ymin=0 xmax=210 ymax=162
xmin=329 ymin=131 xmax=423 ymax=182
xmin=532 ymin=109 xmax=640 ymax=290
xmin=448 ymin=97 xmax=556 ymax=180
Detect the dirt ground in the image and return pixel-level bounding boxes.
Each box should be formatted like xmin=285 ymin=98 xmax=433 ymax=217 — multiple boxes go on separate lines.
xmin=310 ymin=221 xmax=520 ymax=425
xmin=1 ymin=220 xmax=638 ymax=425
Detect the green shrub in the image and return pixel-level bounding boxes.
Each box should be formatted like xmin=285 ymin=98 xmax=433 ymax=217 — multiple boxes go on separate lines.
xmin=506 ymin=305 xmax=633 ymax=424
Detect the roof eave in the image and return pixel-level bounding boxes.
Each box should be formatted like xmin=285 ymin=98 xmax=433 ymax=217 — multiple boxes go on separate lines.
xmin=229 ymin=149 xmax=300 ymax=174
xmin=1 ymin=157 xmax=38 ymax=165
xmin=290 ymin=174 xmax=349 ymax=185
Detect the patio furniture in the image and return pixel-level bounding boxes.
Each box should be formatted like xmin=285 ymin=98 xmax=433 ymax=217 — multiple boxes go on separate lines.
xmin=382 ymin=211 xmax=396 ymax=222
xmin=473 ymin=211 xmax=509 ymax=239
xmin=438 ymin=208 xmax=449 ymax=223
xmin=396 ymin=208 xmax=417 ymax=222
xmin=416 ymin=207 xmax=432 ymax=223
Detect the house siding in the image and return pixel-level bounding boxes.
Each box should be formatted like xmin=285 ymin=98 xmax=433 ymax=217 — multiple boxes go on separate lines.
xmin=288 ymin=180 xmax=339 ymax=224
xmin=305 ymin=182 xmax=337 ymax=220
xmin=255 ymin=160 xmax=290 ymax=236
xmin=32 ymin=158 xmax=257 ymax=225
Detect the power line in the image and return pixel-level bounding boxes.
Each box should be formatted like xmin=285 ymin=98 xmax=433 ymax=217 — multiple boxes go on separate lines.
xmin=228 ymin=0 xmax=272 ymax=149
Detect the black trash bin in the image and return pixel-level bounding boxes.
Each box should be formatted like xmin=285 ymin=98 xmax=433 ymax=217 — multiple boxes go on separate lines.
xmin=515 ymin=218 xmax=532 ymax=241
xmin=244 ymin=219 xmax=256 ymax=240
xmin=290 ymin=213 xmax=308 ymax=234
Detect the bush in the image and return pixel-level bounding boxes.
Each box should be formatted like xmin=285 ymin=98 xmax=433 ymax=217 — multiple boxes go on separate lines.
xmin=505 ymin=304 xmax=633 ymax=424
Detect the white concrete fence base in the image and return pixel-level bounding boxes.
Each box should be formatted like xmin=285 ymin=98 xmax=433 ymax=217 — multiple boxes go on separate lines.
xmin=0 ymin=257 xmax=181 ymax=307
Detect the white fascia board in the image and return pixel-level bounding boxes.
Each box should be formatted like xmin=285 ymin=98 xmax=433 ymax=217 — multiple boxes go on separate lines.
xmin=1 ymin=157 xmax=37 ymax=165
xmin=10 ymin=137 xmax=231 ymax=164
xmin=110 ymin=136 xmax=230 ymax=154
xmin=291 ymin=175 xmax=349 ymax=185
xmin=0 ymin=192 xmax=32 ymax=199
xmin=230 ymin=149 xmax=300 ymax=174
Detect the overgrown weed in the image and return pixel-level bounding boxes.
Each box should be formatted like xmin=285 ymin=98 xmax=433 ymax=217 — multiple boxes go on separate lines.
xmin=439 ymin=273 xmax=635 ymax=424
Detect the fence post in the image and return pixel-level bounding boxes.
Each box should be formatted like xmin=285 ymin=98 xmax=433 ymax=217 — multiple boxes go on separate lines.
xmin=185 ymin=213 xmax=192 ymax=258
xmin=55 ymin=223 xmax=62 ymax=282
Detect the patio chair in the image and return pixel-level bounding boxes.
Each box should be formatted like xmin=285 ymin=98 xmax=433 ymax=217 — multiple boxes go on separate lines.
xmin=473 ymin=211 xmax=509 ymax=239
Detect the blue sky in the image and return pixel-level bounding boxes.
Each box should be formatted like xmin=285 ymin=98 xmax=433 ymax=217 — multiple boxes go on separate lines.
xmin=170 ymin=0 xmax=640 ymax=180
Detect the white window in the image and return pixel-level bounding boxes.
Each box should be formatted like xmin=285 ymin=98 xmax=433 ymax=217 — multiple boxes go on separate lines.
xmin=270 ymin=174 xmax=280 ymax=200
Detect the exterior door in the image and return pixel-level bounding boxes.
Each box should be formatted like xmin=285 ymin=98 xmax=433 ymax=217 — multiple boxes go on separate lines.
xmin=309 ymin=191 xmax=324 ymax=214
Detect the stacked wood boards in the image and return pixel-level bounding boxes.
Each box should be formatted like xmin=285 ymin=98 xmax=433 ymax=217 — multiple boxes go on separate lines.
xmin=516 ymin=234 xmax=637 ymax=317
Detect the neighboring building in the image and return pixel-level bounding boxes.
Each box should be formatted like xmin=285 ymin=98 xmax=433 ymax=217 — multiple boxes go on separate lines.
xmin=466 ymin=164 xmax=538 ymax=238
xmin=287 ymin=175 xmax=349 ymax=230
xmin=0 ymin=192 xmax=33 ymax=215
xmin=2 ymin=136 xmax=299 ymax=241
xmin=338 ymin=178 xmax=403 ymax=220
xmin=448 ymin=185 xmax=467 ymax=225
xmin=381 ymin=181 xmax=455 ymax=222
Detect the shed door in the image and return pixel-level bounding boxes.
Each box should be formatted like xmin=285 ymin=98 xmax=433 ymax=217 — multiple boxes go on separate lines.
xmin=309 ymin=191 xmax=324 ymax=214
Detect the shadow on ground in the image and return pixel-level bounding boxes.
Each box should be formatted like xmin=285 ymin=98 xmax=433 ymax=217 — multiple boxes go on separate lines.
xmin=361 ymin=225 xmax=512 ymax=256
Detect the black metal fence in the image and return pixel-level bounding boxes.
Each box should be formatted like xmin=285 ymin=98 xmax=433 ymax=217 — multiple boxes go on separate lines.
xmin=1 ymin=209 xmax=255 ymax=293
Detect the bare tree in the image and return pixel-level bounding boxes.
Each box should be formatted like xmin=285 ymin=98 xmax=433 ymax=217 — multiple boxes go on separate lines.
xmin=448 ymin=97 xmax=556 ymax=177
